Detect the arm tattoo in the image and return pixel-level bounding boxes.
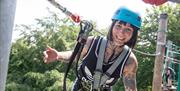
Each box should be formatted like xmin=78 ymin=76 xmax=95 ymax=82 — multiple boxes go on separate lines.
xmin=125 ymin=57 xmax=134 ymax=66
xmin=123 ymin=74 xmax=137 ymax=91
xmin=123 ymin=57 xmax=138 ymax=91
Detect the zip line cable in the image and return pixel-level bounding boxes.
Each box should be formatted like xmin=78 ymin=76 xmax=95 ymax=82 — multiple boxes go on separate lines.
xmin=133 ymin=49 xmax=160 ymax=56
xmin=93 ymin=28 xmax=105 ymax=36
xmin=47 ymin=0 xmax=80 ymax=23
xmin=47 ymin=0 xmax=105 ymax=36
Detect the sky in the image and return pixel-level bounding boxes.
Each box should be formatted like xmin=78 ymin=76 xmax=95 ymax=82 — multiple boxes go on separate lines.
xmin=13 ymin=0 xmax=151 ymax=39
xmin=14 ymin=0 xmax=152 ymax=27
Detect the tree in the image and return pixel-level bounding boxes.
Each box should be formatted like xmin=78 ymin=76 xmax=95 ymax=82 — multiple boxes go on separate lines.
xmin=6 ymin=12 xmax=79 ymax=91
xmin=135 ymin=3 xmax=180 ymax=90
xmin=6 ymin=4 xmax=180 ymax=91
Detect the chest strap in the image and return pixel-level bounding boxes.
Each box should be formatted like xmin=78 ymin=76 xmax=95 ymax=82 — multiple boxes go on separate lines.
xmin=92 ymin=37 xmax=131 ymax=90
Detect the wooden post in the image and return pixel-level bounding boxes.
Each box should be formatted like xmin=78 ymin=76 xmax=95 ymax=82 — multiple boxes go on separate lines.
xmin=0 ymin=0 xmax=17 ymax=91
xmin=152 ymin=13 xmax=168 ymax=91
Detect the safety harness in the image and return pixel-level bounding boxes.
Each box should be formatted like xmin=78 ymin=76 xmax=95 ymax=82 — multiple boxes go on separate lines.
xmin=92 ymin=37 xmax=131 ymax=90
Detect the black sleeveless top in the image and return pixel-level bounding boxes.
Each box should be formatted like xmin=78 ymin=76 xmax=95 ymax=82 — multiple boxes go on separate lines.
xmin=79 ymin=36 xmax=130 ymax=86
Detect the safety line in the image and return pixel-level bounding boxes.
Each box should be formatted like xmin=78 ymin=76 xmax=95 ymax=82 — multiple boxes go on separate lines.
xmin=133 ymin=49 xmax=160 ymax=56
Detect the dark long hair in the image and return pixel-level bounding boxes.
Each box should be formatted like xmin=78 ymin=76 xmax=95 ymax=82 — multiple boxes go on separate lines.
xmin=107 ymin=20 xmax=139 ymax=49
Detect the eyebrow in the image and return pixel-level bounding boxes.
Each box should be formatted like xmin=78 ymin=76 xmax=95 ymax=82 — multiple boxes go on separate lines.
xmin=116 ymin=23 xmax=132 ymax=29
xmin=117 ymin=21 xmax=139 ymax=31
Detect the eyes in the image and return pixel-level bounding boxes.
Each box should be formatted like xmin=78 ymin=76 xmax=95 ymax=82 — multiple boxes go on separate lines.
xmin=114 ymin=24 xmax=133 ymax=34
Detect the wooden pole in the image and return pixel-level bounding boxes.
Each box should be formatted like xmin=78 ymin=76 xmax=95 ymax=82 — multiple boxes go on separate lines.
xmin=0 ymin=0 xmax=17 ymax=91
xmin=152 ymin=13 xmax=168 ymax=91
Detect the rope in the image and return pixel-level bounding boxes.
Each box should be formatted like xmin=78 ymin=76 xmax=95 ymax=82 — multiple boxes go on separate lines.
xmin=132 ymin=49 xmax=160 ymax=56
xmin=93 ymin=29 xmax=105 ymax=36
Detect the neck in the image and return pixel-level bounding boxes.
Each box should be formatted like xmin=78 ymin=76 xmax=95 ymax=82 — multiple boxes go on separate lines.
xmin=104 ymin=40 xmax=124 ymax=63
xmin=108 ymin=40 xmax=124 ymax=52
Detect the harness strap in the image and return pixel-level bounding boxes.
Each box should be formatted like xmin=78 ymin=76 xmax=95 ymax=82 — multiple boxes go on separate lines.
xmin=93 ymin=37 xmax=131 ymax=90
xmin=93 ymin=37 xmax=107 ymax=89
xmin=100 ymin=45 xmax=130 ymax=86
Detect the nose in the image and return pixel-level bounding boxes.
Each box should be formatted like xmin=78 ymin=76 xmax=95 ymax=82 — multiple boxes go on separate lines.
xmin=116 ymin=29 xmax=125 ymax=39
xmin=117 ymin=29 xmax=125 ymax=35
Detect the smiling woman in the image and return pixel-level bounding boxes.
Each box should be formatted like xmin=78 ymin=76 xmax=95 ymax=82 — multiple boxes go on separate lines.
xmin=43 ymin=6 xmax=142 ymax=91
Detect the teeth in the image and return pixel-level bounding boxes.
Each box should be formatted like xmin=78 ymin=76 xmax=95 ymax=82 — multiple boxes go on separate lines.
xmin=118 ymin=38 xmax=124 ymax=40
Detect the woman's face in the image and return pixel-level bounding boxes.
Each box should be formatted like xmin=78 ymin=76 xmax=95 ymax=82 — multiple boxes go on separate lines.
xmin=112 ymin=21 xmax=134 ymax=46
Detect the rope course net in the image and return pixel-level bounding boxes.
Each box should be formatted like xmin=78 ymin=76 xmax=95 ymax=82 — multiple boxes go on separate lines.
xmin=162 ymin=41 xmax=180 ymax=91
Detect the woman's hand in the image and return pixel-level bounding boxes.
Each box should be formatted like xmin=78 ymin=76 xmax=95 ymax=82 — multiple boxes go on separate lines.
xmin=43 ymin=46 xmax=59 ymax=63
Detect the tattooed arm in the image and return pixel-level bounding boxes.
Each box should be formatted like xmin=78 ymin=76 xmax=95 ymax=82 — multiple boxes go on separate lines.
xmin=122 ymin=52 xmax=138 ymax=91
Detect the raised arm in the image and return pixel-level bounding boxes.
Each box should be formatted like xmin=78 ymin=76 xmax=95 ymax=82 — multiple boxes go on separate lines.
xmin=43 ymin=36 xmax=94 ymax=63
xmin=122 ymin=52 xmax=138 ymax=91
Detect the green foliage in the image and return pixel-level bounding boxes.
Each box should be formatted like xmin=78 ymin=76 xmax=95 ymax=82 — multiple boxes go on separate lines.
xmin=135 ymin=3 xmax=180 ymax=90
xmin=7 ymin=4 xmax=180 ymax=91
xmin=7 ymin=12 xmax=78 ymax=91
xmin=112 ymin=79 xmax=124 ymax=91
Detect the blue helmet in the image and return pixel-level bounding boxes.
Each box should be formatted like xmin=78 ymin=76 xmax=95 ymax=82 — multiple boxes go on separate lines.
xmin=112 ymin=7 xmax=142 ymax=29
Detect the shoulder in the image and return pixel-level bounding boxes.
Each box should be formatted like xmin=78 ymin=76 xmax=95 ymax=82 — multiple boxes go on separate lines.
xmin=123 ymin=51 xmax=138 ymax=74
xmin=128 ymin=52 xmax=138 ymax=66
xmin=85 ymin=36 xmax=102 ymax=48
xmin=81 ymin=36 xmax=97 ymax=57
xmin=86 ymin=36 xmax=95 ymax=45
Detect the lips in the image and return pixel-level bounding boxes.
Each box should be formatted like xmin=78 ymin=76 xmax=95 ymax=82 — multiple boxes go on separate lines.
xmin=115 ymin=35 xmax=125 ymax=42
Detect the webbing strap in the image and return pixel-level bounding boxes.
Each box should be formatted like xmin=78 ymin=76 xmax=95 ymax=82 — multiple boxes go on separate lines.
xmin=92 ymin=37 xmax=107 ymax=89
xmin=93 ymin=37 xmax=131 ymax=90
xmin=100 ymin=45 xmax=130 ymax=86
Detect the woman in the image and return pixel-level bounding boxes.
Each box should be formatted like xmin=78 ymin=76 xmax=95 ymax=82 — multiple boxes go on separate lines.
xmin=43 ymin=7 xmax=141 ymax=91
